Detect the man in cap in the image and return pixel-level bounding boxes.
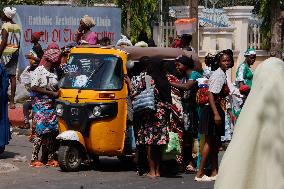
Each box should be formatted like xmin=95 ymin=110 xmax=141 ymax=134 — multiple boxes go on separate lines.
xmin=0 ymin=7 xmax=21 ymax=109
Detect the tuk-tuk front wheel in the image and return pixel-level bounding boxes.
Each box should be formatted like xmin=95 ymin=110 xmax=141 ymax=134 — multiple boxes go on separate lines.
xmin=58 ymin=144 xmax=83 ymax=172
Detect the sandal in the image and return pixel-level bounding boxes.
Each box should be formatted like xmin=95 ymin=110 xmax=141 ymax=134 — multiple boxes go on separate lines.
xmin=210 ymin=175 xmax=218 ymax=181
xmin=18 ymin=123 xmax=30 ymax=129
xmin=185 ymin=164 xmax=197 ymax=174
xmin=46 ymin=160 xmax=59 ymax=167
xmin=194 ymin=175 xmax=212 ymax=182
xmin=9 ymin=103 xmax=16 ymax=109
xmin=30 ymin=161 xmax=44 ymax=168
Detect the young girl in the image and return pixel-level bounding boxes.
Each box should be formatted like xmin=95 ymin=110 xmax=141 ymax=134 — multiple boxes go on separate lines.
xmin=195 ymin=49 xmax=233 ymax=182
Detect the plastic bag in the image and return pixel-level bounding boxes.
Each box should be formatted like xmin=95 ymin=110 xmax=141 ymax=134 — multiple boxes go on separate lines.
xmin=163 ymin=132 xmax=181 ymax=161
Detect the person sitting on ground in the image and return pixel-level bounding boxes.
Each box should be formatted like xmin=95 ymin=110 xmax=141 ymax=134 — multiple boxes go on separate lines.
xmin=0 ymin=7 xmax=21 ymax=109
xmin=76 ymin=15 xmax=97 ymax=45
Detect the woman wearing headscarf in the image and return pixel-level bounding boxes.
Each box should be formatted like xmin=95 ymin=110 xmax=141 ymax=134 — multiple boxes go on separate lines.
xmin=232 ymin=48 xmax=256 ymax=120
xmin=116 ymin=35 xmax=133 ymax=47
xmin=0 ymin=7 xmax=21 ymax=109
xmin=30 ymin=43 xmax=61 ymax=167
xmin=214 ymin=57 xmax=284 ymax=189
xmin=130 ymin=57 xmax=172 ymax=178
xmin=76 ymin=15 xmax=97 ymax=45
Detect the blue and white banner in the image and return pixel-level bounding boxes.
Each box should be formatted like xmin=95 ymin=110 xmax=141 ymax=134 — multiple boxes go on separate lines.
xmin=5 ymin=5 xmax=121 ymax=70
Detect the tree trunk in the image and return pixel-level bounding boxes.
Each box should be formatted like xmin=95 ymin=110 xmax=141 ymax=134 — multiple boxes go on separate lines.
xmin=189 ymin=0 xmax=199 ymax=53
xmin=270 ymin=11 xmax=284 ymax=59
xmin=126 ymin=0 xmax=131 ymax=37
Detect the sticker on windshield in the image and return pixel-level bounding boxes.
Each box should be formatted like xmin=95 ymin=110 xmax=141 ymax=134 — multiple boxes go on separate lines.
xmin=64 ymin=64 xmax=78 ymax=73
xmin=73 ymin=75 xmax=88 ymax=88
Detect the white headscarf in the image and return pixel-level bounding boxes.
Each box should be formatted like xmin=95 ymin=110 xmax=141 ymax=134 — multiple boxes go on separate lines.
xmin=3 ymin=7 xmax=17 ymax=19
xmin=214 ymin=57 xmax=284 ymax=189
xmin=116 ymin=35 xmax=132 ymax=46
xmin=134 ymin=41 xmax=148 ymax=47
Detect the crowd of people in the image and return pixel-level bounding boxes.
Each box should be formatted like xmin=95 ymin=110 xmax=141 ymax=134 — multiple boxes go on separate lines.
xmin=0 ymin=6 xmax=258 ymax=181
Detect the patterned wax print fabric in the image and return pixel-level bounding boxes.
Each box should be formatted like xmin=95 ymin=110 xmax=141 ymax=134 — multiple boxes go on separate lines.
xmin=233 ymin=63 xmax=253 ymax=119
xmin=166 ymin=74 xmax=183 ymax=164
xmin=32 ymin=95 xmax=58 ymax=135
xmin=31 ymin=66 xmax=58 ymax=89
xmin=1 ymin=22 xmax=21 ymax=75
xmin=31 ymin=66 xmax=58 ymax=135
xmin=131 ymin=72 xmax=169 ymax=145
xmin=235 ymin=63 xmax=253 ymax=88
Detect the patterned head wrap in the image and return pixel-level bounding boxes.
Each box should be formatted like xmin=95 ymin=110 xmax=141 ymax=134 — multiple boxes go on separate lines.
xmin=3 ymin=7 xmax=17 ymax=19
xmin=81 ymin=15 xmax=96 ymax=28
xmin=244 ymin=48 xmax=256 ymax=57
xmin=39 ymin=43 xmax=61 ymax=67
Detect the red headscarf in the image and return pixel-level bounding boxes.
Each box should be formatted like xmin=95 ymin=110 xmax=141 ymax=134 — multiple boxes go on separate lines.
xmin=33 ymin=32 xmax=43 ymax=41
xmin=39 ymin=42 xmax=61 ymax=67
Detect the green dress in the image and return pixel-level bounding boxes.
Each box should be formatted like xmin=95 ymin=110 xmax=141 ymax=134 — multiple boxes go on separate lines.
xmin=235 ymin=62 xmax=253 ymax=88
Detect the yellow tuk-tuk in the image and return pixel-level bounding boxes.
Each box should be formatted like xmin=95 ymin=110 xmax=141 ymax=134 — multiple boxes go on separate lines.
xmin=55 ymin=46 xmax=201 ymax=172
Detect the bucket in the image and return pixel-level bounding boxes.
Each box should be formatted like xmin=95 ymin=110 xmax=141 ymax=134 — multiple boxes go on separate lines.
xmin=175 ymin=18 xmax=197 ymax=35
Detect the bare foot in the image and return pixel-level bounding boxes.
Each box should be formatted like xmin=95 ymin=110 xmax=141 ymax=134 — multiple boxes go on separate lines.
xmin=211 ymin=170 xmax=218 ymax=177
xmin=147 ymin=172 xmax=156 ymax=179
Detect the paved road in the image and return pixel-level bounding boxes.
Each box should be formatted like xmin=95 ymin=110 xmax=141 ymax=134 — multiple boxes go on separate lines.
xmin=0 ymin=134 xmax=214 ymax=189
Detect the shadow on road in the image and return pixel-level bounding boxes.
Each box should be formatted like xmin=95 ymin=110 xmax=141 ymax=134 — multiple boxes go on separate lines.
xmin=0 ymin=151 xmax=20 ymax=160
xmin=95 ymin=158 xmax=136 ymax=172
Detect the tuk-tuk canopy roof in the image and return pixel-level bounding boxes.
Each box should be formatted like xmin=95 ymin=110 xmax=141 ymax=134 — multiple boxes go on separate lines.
xmin=74 ymin=45 xmax=202 ymax=71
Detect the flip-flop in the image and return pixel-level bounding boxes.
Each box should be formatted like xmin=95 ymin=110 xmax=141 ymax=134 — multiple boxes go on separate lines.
xmin=30 ymin=161 xmax=44 ymax=168
xmin=46 ymin=160 xmax=59 ymax=167
xmin=185 ymin=164 xmax=197 ymax=174
xmin=210 ymin=175 xmax=218 ymax=181
xmin=194 ymin=175 xmax=212 ymax=182
xmin=9 ymin=104 xmax=16 ymax=109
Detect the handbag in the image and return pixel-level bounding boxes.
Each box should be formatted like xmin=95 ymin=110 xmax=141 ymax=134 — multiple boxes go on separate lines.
xmin=163 ymin=132 xmax=181 ymax=161
xmin=133 ymin=75 xmax=155 ymax=113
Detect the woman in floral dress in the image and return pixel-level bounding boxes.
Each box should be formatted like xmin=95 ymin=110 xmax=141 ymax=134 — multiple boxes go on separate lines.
xmin=164 ymin=61 xmax=184 ymax=167
xmin=130 ymin=58 xmax=172 ymax=178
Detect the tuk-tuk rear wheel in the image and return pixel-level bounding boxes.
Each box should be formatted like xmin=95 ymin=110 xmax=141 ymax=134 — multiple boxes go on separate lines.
xmin=58 ymin=144 xmax=82 ymax=172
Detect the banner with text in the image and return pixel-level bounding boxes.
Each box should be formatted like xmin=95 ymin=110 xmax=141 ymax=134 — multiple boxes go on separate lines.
xmin=12 ymin=5 xmax=121 ymax=70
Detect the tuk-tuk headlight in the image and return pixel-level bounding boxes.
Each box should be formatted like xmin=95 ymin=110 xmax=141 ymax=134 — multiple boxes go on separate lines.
xmin=56 ymin=104 xmax=64 ymax=116
xmin=93 ymin=106 xmax=102 ymax=117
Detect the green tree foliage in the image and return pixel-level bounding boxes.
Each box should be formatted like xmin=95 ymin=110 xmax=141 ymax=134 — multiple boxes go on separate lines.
xmin=0 ymin=0 xmax=45 ymax=6
xmin=259 ymin=0 xmax=284 ymax=49
xmin=115 ymin=0 xmax=158 ymax=43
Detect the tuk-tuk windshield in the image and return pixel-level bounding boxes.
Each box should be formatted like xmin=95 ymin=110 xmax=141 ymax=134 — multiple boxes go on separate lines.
xmin=60 ymin=54 xmax=123 ymax=90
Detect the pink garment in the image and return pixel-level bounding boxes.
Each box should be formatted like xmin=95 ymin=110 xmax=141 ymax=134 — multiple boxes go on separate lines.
xmin=84 ymin=32 xmax=98 ymax=45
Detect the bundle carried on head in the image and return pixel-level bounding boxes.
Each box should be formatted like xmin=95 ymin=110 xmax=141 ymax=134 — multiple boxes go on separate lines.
xmin=3 ymin=7 xmax=17 ymax=19
xmin=81 ymin=15 xmax=96 ymax=28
